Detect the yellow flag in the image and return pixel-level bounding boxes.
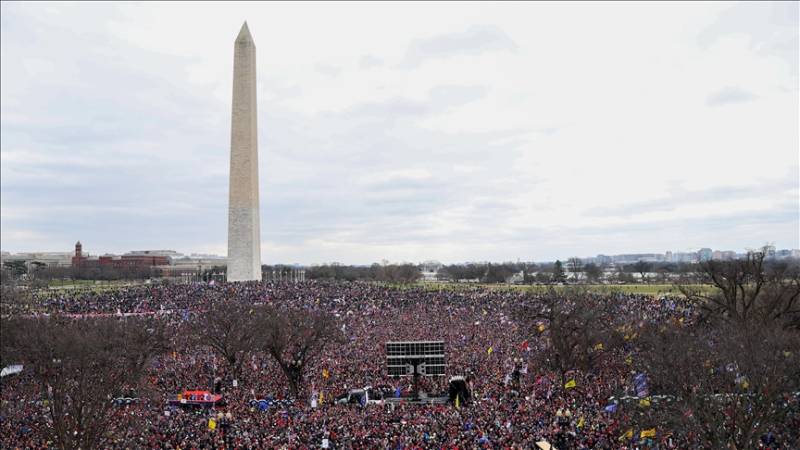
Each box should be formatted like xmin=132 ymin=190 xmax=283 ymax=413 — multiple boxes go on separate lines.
xmin=577 ymin=416 xmax=585 ymax=428
xmin=593 ymin=343 xmax=604 ymax=351
xmin=322 ymin=368 xmax=329 ymax=379
xmin=641 ymin=428 xmax=656 ymax=438
xmin=564 ymin=379 xmax=576 ymax=389
xmin=319 ymin=391 xmax=324 ymax=405
xmin=625 ymin=356 xmax=633 ymax=365
xmin=537 ymin=324 xmax=546 ymax=332
xmin=639 ymin=397 xmax=651 ymax=408
xmin=208 ymin=418 xmax=217 ymax=430
xmin=487 ymin=347 xmax=493 ymax=356
xmin=455 ymin=394 xmax=461 ymax=410
xmin=619 ymin=429 xmax=633 ymax=440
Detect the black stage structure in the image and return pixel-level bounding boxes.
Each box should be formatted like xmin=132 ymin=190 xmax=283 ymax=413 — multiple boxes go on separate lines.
xmin=386 ymin=340 xmax=447 ymax=403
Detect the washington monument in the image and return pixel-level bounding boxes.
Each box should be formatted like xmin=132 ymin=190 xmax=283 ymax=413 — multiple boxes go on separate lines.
xmin=227 ymin=22 xmax=262 ymax=282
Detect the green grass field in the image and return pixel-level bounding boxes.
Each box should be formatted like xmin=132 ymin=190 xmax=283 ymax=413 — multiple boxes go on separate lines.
xmin=46 ymin=279 xmax=145 ymax=290
xmin=416 ymin=282 xmax=716 ymax=296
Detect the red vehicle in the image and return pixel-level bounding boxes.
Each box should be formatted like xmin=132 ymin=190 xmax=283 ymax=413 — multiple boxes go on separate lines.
xmin=168 ymin=390 xmax=224 ymax=408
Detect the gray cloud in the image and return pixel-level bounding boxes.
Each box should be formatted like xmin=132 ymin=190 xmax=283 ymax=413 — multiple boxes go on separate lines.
xmin=585 ymin=175 xmax=798 ymax=218
xmin=359 ymin=54 xmax=383 ymax=69
xmin=706 ymin=86 xmax=758 ymax=107
xmin=402 ymin=25 xmax=517 ymax=68
xmin=314 ymin=63 xmax=341 ymax=77
xmin=1 ymin=4 xmax=797 ymax=263
xmin=428 ymin=85 xmax=487 ymax=109
xmin=698 ymin=1 xmax=798 ymax=79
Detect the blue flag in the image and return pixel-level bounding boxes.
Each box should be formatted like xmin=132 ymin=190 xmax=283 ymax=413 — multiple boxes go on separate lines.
xmin=395 ymin=386 xmax=402 ymax=398
xmin=604 ymin=403 xmax=618 ymax=413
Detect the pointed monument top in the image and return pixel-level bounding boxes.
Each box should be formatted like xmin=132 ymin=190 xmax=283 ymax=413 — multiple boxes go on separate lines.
xmin=236 ymin=21 xmax=254 ymax=44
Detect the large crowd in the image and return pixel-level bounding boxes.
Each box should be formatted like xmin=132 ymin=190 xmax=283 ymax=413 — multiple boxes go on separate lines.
xmin=1 ymin=281 xmax=797 ymax=449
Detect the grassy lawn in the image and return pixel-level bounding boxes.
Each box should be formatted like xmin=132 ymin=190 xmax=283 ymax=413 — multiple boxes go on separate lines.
xmin=417 ymin=281 xmax=716 ymax=296
xmin=46 ymin=279 xmax=145 ymax=290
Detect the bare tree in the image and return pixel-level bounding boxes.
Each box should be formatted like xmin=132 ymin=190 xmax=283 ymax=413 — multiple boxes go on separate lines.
xmin=191 ymin=300 xmax=261 ymax=382
xmin=566 ymin=257 xmax=583 ymax=282
xmin=517 ymin=290 xmax=617 ymax=385
xmin=679 ymin=250 xmax=800 ymax=329
xmin=633 ymin=260 xmax=651 ymax=283
xmin=631 ymin=322 xmax=800 ymax=449
xmin=3 ymin=315 xmax=169 ymax=450
xmin=259 ymin=307 xmax=343 ymax=398
xmin=583 ymin=262 xmax=603 ymax=284
xmin=551 ymin=260 xmax=567 ymax=284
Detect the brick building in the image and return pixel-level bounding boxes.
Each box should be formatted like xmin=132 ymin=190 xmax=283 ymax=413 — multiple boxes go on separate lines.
xmin=71 ymin=241 xmax=169 ymax=268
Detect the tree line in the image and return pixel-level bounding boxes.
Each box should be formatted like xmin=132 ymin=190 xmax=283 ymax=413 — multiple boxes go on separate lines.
xmin=0 ymin=302 xmax=340 ymax=450
xmin=515 ymin=250 xmax=800 ymax=449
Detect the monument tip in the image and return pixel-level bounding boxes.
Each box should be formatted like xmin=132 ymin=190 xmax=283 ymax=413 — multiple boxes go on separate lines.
xmin=236 ymin=21 xmax=253 ymax=44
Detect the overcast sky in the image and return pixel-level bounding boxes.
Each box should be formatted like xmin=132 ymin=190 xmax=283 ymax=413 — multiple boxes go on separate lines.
xmin=1 ymin=1 xmax=798 ymax=264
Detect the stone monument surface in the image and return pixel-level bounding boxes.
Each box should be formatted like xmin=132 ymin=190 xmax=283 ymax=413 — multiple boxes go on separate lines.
xmin=227 ymin=22 xmax=262 ymax=282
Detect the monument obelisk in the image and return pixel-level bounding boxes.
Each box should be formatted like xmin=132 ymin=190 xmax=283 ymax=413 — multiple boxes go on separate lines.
xmin=227 ymin=22 xmax=262 ymax=282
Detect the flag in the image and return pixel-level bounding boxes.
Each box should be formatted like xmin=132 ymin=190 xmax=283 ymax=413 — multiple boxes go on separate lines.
xmin=319 ymin=391 xmax=324 ymax=405
xmin=322 ymin=368 xmax=329 ymax=379
xmin=577 ymin=416 xmax=585 ymax=428
xmin=604 ymin=403 xmax=618 ymax=413
xmin=625 ymin=355 xmax=633 ymax=365
xmin=455 ymin=394 xmax=461 ymax=410
xmin=619 ymin=429 xmax=633 ymax=440
xmin=208 ymin=418 xmax=217 ymax=430
xmin=520 ymin=340 xmax=529 ymax=352
xmin=593 ymin=343 xmax=604 ymax=351
xmin=633 ymin=373 xmax=649 ymax=397
xmin=537 ymin=323 xmax=546 ymax=332
xmin=639 ymin=397 xmax=651 ymax=408
xmin=641 ymin=428 xmax=656 ymax=438
xmin=487 ymin=347 xmax=494 ymax=356
xmin=395 ymin=386 xmax=402 ymax=398
xmin=564 ymin=379 xmax=576 ymax=389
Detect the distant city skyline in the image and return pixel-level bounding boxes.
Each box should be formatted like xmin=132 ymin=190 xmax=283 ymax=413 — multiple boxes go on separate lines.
xmin=3 ymin=241 xmax=798 ymax=267
xmin=1 ymin=2 xmax=798 ymax=264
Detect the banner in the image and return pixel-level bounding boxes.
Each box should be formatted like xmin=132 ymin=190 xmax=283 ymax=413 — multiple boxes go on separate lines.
xmin=633 ymin=373 xmax=649 ymax=397
xmin=641 ymin=428 xmax=656 ymax=438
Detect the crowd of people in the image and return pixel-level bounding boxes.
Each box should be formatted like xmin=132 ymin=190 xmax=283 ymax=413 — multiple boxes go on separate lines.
xmin=1 ymin=281 xmax=797 ymax=449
